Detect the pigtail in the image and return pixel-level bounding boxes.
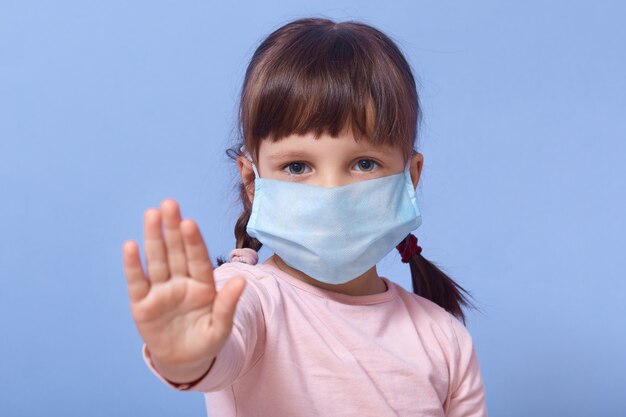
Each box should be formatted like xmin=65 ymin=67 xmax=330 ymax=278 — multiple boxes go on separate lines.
xmin=216 ymin=146 xmax=263 ymax=267
xmin=398 ymin=234 xmax=479 ymax=326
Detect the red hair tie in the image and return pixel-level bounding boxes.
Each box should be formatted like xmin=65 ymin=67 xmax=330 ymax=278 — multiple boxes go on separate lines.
xmin=396 ymin=233 xmax=422 ymax=263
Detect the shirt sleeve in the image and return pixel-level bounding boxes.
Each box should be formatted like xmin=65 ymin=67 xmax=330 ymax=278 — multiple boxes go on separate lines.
xmin=444 ymin=314 xmax=489 ymax=417
xmin=141 ymin=263 xmax=267 ymax=393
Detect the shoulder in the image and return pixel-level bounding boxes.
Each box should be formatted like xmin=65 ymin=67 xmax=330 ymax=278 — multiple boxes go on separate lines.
xmin=390 ymin=280 xmax=455 ymax=323
xmin=390 ymin=281 xmax=481 ymax=394
xmin=213 ymin=260 xmax=274 ymax=283
xmin=390 ymin=280 xmax=474 ymax=353
xmin=213 ymin=261 xmax=280 ymax=319
xmin=212 ymin=261 xmax=279 ymax=297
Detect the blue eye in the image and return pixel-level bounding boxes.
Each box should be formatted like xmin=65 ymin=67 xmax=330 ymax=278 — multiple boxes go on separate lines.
xmin=281 ymin=159 xmax=379 ymax=176
xmin=354 ymin=159 xmax=379 ymax=172
xmin=283 ymin=162 xmax=311 ymax=176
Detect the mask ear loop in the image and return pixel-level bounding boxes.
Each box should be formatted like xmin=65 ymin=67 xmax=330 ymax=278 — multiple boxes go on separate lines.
xmin=240 ymin=144 xmax=260 ymax=178
xmin=404 ymin=154 xmax=418 ymax=195
xmin=404 ymin=156 xmax=412 ymax=172
xmin=403 ymin=155 xmax=413 ymax=181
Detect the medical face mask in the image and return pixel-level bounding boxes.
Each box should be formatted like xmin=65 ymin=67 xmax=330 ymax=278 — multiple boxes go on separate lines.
xmin=242 ymin=146 xmax=422 ymax=284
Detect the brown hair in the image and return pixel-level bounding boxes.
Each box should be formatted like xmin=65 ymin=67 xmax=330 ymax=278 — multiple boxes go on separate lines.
xmin=216 ymin=17 xmax=478 ymax=324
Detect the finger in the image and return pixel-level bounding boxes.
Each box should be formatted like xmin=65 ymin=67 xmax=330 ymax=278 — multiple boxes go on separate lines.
xmin=211 ymin=277 xmax=247 ymax=337
xmin=160 ymin=198 xmax=189 ymax=278
xmin=144 ymin=208 xmax=170 ymax=284
xmin=122 ymin=240 xmax=150 ymax=303
xmin=180 ymin=219 xmax=215 ymax=294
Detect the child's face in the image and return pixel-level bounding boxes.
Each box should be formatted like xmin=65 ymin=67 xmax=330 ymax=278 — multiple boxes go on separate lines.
xmin=238 ymin=128 xmax=423 ymax=202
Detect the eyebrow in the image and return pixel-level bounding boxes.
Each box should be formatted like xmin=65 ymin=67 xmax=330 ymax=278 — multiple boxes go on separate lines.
xmin=267 ymin=151 xmax=310 ymax=161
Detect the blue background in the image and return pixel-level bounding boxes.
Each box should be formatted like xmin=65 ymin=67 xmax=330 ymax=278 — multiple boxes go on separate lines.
xmin=1 ymin=1 xmax=625 ymax=416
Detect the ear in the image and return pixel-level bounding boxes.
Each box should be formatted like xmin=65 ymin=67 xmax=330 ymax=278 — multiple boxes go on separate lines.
xmin=409 ymin=152 xmax=424 ymax=190
xmin=237 ymin=155 xmax=256 ymax=202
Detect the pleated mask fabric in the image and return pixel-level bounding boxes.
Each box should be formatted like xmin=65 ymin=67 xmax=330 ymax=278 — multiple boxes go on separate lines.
xmin=242 ymin=146 xmax=422 ymax=284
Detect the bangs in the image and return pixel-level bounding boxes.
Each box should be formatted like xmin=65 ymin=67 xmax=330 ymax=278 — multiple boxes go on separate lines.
xmin=240 ymin=19 xmax=419 ymax=161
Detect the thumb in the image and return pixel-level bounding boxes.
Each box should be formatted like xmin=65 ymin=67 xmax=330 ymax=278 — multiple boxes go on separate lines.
xmin=211 ymin=276 xmax=247 ymax=337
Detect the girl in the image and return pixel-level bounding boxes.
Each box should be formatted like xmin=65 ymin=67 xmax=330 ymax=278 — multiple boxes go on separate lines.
xmin=123 ymin=17 xmax=488 ymax=417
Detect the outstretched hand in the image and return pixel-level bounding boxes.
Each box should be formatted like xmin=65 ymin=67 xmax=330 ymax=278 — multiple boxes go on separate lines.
xmin=122 ymin=198 xmax=246 ymax=382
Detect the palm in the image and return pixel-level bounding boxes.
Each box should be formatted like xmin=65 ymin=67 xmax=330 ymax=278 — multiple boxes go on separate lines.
xmin=122 ymin=198 xmax=246 ymax=368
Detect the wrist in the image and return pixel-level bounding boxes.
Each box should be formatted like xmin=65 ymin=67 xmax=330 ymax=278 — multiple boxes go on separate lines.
xmin=151 ymin=352 xmax=217 ymax=385
xmin=165 ymin=357 xmax=217 ymax=387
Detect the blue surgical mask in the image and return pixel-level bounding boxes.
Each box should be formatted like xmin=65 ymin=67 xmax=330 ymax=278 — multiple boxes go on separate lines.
xmin=242 ymin=145 xmax=422 ymax=284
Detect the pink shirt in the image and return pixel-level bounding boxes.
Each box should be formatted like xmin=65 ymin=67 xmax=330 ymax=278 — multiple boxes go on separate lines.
xmin=142 ymin=261 xmax=488 ymax=416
